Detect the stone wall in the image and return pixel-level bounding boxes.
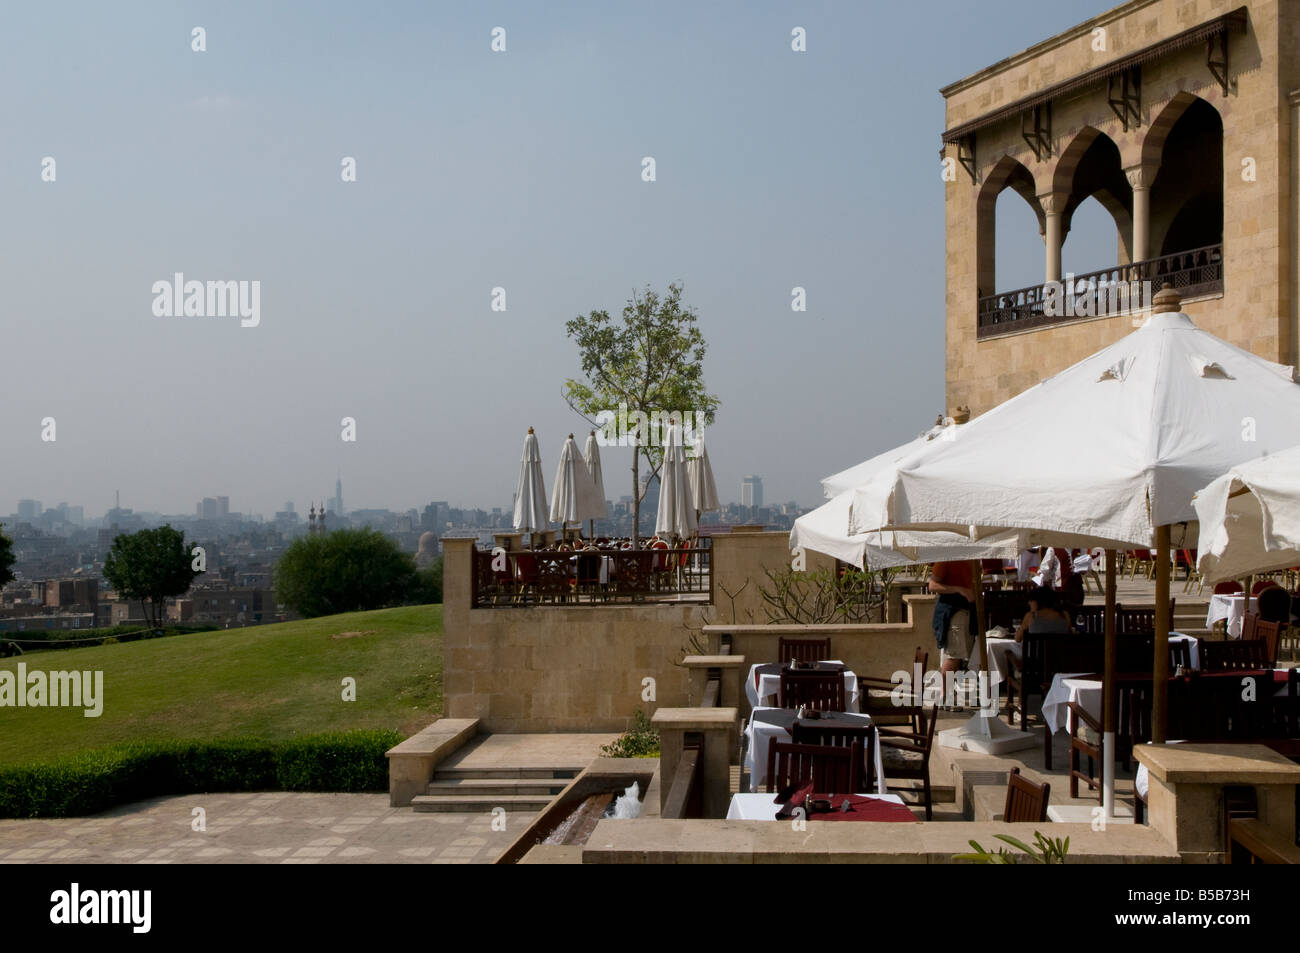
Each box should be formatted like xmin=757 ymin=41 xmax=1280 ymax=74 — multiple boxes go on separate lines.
xmin=442 ymin=533 xmax=939 ymax=731
xmin=443 ymin=534 xmax=814 ymax=732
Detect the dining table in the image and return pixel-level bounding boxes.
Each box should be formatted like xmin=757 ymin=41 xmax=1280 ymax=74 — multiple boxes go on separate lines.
xmin=745 ymin=660 xmax=859 ymax=711
xmin=743 ymin=707 xmax=887 ymax=794
xmin=1206 ymin=594 xmax=1257 ymax=638
xmin=726 ymin=791 xmax=916 ymax=822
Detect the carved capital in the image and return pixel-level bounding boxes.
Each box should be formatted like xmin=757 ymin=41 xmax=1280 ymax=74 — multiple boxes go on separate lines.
xmin=1124 ymin=164 xmax=1157 ymax=190
xmin=1037 ymin=191 xmax=1068 ymax=215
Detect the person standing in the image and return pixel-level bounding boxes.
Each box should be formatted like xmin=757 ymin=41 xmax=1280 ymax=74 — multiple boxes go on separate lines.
xmin=929 ymin=561 xmax=975 ymax=694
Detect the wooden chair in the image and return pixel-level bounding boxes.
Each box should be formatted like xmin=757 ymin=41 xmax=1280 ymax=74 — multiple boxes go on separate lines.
xmin=765 ymin=740 xmax=862 ymax=795
xmin=1066 ymin=700 xmax=1103 ymax=802
xmin=1199 ymin=638 xmax=1271 ymax=673
xmin=1241 ymin=611 xmax=1259 ymax=641
xmin=858 ymin=646 xmax=928 ymax=726
xmin=879 ymin=705 xmax=939 ymax=819
xmin=1255 ymin=620 xmax=1283 ymax=668
xmin=780 ymin=671 xmax=845 ymax=712
xmin=791 ymin=721 xmax=877 ymax=792
xmin=778 ymin=637 xmax=832 ymax=664
xmin=1071 ymin=604 xmax=1111 ymax=636
xmin=1004 ymin=767 xmax=1051 ymax=822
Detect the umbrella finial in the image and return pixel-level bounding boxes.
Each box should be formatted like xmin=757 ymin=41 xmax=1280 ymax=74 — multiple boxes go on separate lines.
xmin=527 ymin=426 xmax=534 ymax=434
xmin=1152 ymin=283 xmax=1181 ymax=315
xmin=568 ymin=433 xmax=574 ymax=439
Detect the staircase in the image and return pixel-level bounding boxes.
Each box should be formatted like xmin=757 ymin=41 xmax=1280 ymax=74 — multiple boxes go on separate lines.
xmin=411 ymin=765 xmax=579 ymax=813
xmin=404 ymin=733 xmax=617 ymax=813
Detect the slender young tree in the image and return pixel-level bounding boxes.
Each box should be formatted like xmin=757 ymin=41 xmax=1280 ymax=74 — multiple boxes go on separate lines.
xmin=564 ymin=282 xmax=719 ymax=546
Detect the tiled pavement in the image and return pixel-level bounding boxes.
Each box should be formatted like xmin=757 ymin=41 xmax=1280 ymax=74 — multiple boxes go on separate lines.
xmin=0 ymin=792 xmax=531 ymax=864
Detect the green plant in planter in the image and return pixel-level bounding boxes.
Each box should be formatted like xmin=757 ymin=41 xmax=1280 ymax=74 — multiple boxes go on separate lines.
xmin=601 ymin=710 xmax=660 ymax=758
xmin=954 ymin=831 xmax=1070 ymax=864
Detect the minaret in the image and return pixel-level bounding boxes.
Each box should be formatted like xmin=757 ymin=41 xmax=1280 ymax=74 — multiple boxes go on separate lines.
xmin=308 ymin=503 xmax=317 ymax=535
xmin=335 ymin=473 xmax=343 ymax=517
xmin=317 ymin=502 xmax=327 ymax=534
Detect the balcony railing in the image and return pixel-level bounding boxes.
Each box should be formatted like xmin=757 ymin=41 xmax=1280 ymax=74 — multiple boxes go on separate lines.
xmin=470 ymin=544 xmax=712 ymax=608
xmin=976 ymin=243 xmax=1223 ymax=338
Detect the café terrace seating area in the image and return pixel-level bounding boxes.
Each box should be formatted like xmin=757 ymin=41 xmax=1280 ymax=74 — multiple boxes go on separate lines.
xmin=469 ymin=533 xmax=711 ymax=607
xmin=657 ymin=554 xmax=1300 ymax=862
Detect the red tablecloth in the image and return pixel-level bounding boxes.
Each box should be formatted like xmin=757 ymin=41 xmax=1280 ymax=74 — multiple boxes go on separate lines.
xmin=809 ymin=794 xmax=918 ymax=822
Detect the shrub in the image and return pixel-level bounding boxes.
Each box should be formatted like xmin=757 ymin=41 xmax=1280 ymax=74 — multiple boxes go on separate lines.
xmin=600 ymin=710 xmax=660 ymax=758
xmin=0 ymin=729 xmax=402 ymax=819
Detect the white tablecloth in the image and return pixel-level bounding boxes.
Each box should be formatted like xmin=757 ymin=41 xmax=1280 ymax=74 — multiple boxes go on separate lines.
xmin=743 ymin=707 xmax=887 ymax=795
xmin=970 ymin=636 xmax=1021 ymax=692
xmin=1041 ymin=673 xmax=1101 ymax=734
xmin=1168 ymin=632 xmax=1201 ymax=671
xmin=726 ymin=791 xmax=905 ymax=820
xmin=1206 ymin=594 xmax=1255 ymax=637
xmin=745 ymin=661 xmax=859 ymax=711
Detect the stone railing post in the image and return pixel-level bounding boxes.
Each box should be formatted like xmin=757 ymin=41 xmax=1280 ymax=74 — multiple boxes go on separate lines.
xmin=653 ymin=708 xmax=737 ymax=819
xmin=1136 ymin=743 xmax=1300 ymax=863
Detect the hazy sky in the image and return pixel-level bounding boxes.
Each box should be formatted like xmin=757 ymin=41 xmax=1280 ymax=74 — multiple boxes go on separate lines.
xmin=1 ymin=1 xmax=1118 ymax=519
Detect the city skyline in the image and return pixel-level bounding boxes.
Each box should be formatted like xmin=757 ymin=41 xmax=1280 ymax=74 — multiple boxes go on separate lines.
xmin=1 ymin=2 xmax=1117 ymax=518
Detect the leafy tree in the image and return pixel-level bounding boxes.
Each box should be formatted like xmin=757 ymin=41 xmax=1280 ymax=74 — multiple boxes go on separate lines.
xmin=564 ymin=282 xmax=720 ymax=545
xmin=0 ymin=524 xmax=15 ymax=588
xmin=102 ymin=525 xmax=202 ymax=629
xmin=275 ymin=528 xmax=429 ymax=618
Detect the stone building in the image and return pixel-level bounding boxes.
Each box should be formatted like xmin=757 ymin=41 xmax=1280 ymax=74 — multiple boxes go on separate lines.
xmin=941 ymin=0 xmax=1300 ymax=412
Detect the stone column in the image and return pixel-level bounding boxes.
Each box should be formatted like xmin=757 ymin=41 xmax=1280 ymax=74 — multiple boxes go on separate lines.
xmin=1038 ymin=191 xmax=1067 ymax=283
xmin=1125 ymin=165 xmax=1155 ymax=263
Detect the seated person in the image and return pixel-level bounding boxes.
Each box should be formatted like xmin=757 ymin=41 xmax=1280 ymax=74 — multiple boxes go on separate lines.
xmin=1015 ymin=586 xmax=1072 ymax=642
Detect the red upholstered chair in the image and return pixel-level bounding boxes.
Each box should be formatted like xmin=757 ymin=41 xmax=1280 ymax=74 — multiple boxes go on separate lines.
xmin=1213 ymin=580 xmax=1244 ymax=595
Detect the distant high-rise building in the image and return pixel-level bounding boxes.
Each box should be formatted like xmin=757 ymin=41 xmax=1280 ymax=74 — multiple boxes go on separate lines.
xmin=199 ymin=497 xmax=219 ymax=519
xmin=17 ymin=499 xmax=41 ymax=521
xmin=334 ymin=475 xmax=344 ymax=517
xmin=283 ymin=501 xmax=295 ymax=514
xmin=216 ymin=496 xmax=230 ymax=517
xmin=741 ymin=476 xmax=763 ymax=511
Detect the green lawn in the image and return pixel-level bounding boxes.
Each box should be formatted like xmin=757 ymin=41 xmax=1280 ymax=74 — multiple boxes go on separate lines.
xmin=0 ymin=605 xmax=443 ymax=765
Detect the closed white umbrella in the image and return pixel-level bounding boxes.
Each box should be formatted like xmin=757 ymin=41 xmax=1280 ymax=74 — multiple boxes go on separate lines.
xmin=655 ymin=420 xmax=697 ymax=541
xmin=845 ymin=287 xmax=1300 ymax=813
xmin=512 ymin=427 xmax=549 ymax=542
xmin=550 ymin=433 xmax=602 ymax=538
xmin=1195 ymin=445 xmax=1300 ymax=582
xmin=583 ymin=430 xmax=609 ymax=537
xmin=686 ymin=433 xmax=720 ymax=526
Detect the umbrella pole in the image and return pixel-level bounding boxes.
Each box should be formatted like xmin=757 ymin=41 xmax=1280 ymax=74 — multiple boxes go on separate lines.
xmin=969 ymin=560 xmax=987 ymax=723
xmin=1103 ymin=549 xmax=1117 ymax=818
xmin=1153 ymin=525 xmax=1171 ymax=744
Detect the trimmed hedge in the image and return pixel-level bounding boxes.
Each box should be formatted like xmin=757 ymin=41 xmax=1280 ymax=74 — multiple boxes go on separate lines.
xmin=0 ymin=729 xmax=402 ymax=818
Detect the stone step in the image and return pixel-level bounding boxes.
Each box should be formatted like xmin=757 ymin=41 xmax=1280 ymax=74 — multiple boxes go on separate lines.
xmin=433 ymin=766 xmax=582 ymax=781
xmin=410 ymin=794 xmax=554 ymax=813
xmin=425 ymin=778 xmax=570 ymax=797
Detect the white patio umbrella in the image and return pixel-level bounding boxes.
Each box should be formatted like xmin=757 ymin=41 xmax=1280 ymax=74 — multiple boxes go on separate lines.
xmin=1195 ymin=445 xmax=1300 ymax=582
xmin=512 ymin=427 xmax=549 ymax=542
xmin=792 ymin=487 xmax=1023 ymax=569
xmin=820 ymin=421 xmax=958 ymax=499
xmin=550 ymin=433 xmax=603 ymax=539
xmin=845 ymin=287 xmax=1300 ymax=813
xmin=582 ymin=430 xmax=609 ymax=538
xmin=655 ymin=420 xmax=697 ymax=540
xmin=686 ymin=432 xmax=720 ymax=529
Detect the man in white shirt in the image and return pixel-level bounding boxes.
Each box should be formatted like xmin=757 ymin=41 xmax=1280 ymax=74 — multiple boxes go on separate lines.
xmin=1032 ymin=546 xmax=1061 ymax=588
